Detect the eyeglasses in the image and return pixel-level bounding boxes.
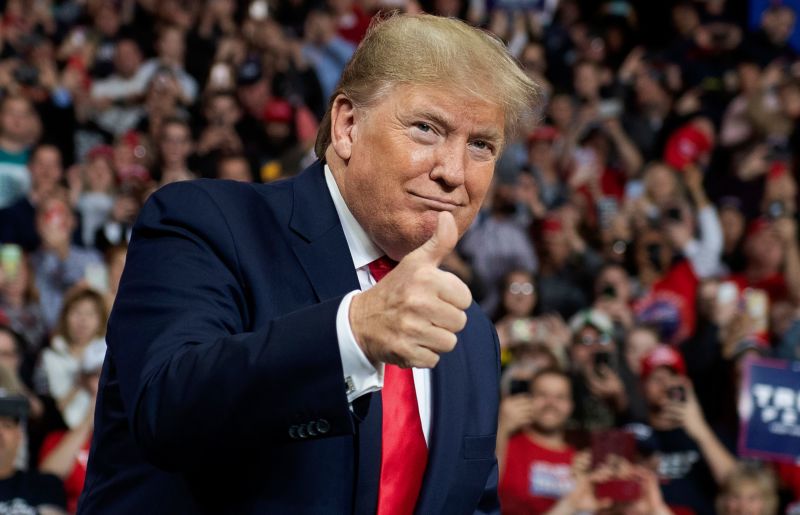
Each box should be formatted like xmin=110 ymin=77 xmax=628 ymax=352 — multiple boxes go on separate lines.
xmin=576 ymin=334 xmax=612 ymax=346
xmin=508 ymin=282 xmax=534 ymax=296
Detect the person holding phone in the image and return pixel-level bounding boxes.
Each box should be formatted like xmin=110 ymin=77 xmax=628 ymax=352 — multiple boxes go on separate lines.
xmin=630 ymin=345 xmax=736 ymax=514
xmin=567 ymin=308 xmax=632 ymax=432
xmin=498 ymin=368 xmax=578 ymax=515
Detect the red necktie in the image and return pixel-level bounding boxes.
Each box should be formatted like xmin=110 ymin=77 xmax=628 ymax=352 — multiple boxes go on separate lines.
xmin=368 ymin=257 xmax=428 ymax=515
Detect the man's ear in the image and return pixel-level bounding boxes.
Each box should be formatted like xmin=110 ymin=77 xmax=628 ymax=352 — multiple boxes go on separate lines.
xmin=330 ymin=94 xmax=357 ymax=161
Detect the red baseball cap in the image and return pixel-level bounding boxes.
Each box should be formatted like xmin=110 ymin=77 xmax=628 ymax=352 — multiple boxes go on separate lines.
xmin=746 ymin=217 xmax=771 ymax=239
xmin=640 ymin=345 xmax=686 ymax=380
xmin=87 ymin=144 xmax=114 ymax=163
xmin=262 ymin=98 xmax=293 ymax=123
xmin=540 ymin=215 xmax=563 ymax=234
xmin=527 ymin=125 xmax=559 ymax=145
xmin=663 ymin=123 xmax=713 ymax=171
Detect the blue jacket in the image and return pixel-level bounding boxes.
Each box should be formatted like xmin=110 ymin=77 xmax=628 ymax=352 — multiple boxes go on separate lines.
xmin=78 ymin=161 xmax=501 ymax=514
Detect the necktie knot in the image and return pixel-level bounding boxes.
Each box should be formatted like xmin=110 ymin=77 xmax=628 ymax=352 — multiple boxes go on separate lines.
xmin=368 ymin=256 xmax=397 ymax=282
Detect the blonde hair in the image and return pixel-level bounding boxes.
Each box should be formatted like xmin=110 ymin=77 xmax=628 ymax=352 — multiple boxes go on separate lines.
xmin=716 ymin=462 xmax=778 ymax=515
xmin=314 ymin=12 xmax=541 ymax=158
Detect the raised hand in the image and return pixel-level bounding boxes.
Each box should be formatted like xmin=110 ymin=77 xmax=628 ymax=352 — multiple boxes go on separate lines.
xmin=349 ymin=211 xmax=472 ymax=369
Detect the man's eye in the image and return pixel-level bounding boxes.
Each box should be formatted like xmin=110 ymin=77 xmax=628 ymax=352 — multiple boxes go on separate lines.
xmin=471 ymin=140 xmax=493 ymax=153
xmin=414 ymin=122 xmax=432 ymax=132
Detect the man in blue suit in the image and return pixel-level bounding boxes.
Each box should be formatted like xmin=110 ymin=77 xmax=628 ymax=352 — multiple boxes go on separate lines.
xmin=79 ymin=13 xmax=540 ymax=515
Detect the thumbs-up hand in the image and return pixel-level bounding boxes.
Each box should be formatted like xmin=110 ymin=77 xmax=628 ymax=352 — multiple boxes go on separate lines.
xmin=349 ymin=211 xmax=473 ymax=369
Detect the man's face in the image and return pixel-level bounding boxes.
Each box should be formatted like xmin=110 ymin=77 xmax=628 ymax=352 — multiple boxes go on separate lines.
xmin=746 ymin=229 xmax=784 ymax=271
xmin=0 ymin=98 xmax=35 ymax=143
xmin=529 ymin=374 xmax=573 ymax=434
xmin=218 ymin=158 xmax=252 ymax=182
xmin=0 ymin=333 xmax=19 ymax=373
xmin=158 ymin=28 xmax=185 ymax=64
xmin=29 ymin=146 xmax=62 ymax=191
xmin=115 ymin=41 xmax=142 ymax=78
xmin=643 ymin=367 xmax=680 ymax=409
xmin=720 ymin=481 xmax=768 ymax=515
xmin=0 ymin=416 xmax=21 ymax=471
xmin=206 ymin=96 xmax=240 ymax=126
xmin=334 ymin=84 xmax=504 ymax=260
xmin=570 ymin=326 xmax=614 ymax=370
xmin=160 ymin=123 xmax=192 ymax=164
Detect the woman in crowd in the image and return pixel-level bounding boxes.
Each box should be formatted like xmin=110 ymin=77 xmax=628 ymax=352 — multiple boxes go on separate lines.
xmin=34 ymin=288 xmax=106 ymax=429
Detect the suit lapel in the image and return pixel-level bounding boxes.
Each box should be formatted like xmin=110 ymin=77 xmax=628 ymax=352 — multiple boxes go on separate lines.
xmin=414 ymin=330 xmax=469 ymax=514
xmin=287 ymin=162 xmax=383 ymax=514
xmin=288 ymin=162 xmax=360 ymax=300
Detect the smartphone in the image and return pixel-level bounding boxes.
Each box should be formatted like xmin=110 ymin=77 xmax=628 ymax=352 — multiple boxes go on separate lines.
xmin=594 ymin=351 xmax=612 ymax=375
xmin=509 ymin=379 xmax=530 ymax=396
xmin=590 ymin=429 xmax=635 ymax=467
xmin=716 ymin=281 xmax=739 ymax=306
xmin=510 ymin=319 xmax=533 ymax=343
xmin=0 ymin=244 xmax=22 ymax=281
xmin=601 ymin=284 xmax=617 ymax=298
xmin=743 ymin=288 xmax=769 ymax=335
xmin=209 ymin=63 xmax=232 ymax=89
xmin=597 ymin=99 xmax=623 ymax=119
xmin=766 ymin=200 xmax=786 ymax=220
xmin=665 ymin=207 xmax=682 ymax=223
xmin=667 ymin=385 xmax=686 ymax=402
xmin=71 ymin=28 xmax=86 ymax=47
xmin=248 ymin=0 xmax=269 ymax=20
xmin=85 ymin=263 xmax=109 ymax=293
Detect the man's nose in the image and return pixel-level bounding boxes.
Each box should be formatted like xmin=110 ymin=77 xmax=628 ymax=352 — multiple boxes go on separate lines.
xmin=429 ymin=141 xmax=467 ymax=188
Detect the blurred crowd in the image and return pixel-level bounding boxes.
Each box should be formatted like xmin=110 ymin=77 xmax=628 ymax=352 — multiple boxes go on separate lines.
xmin=0 ymin=0 xmax=797 ymax=513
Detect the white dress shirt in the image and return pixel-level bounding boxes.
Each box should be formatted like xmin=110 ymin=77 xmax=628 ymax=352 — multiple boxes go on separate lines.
xmin=324 ymin=165 xmax=432 ymax=444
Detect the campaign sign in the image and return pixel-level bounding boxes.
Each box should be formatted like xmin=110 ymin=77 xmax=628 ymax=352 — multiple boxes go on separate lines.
xmin=739 ymin=357 xmax=800 ymax=463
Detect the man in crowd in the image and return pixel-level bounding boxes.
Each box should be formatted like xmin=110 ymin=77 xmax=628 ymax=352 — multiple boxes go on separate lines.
xmin=0 ymin=387 xmax=66 ymax=514
xmin=0 ymin=96 xmax=39 ymax=210
xmin=629 ymin=344 xmax=736 ymax=514
xmin=90 ymin=38 xmax=149 ymax=137
xmin=0 ymin=144 xmax=64 ymax=252
xmin=498 ymin=367 xmax=577 ymax=514
xmin=30 ymin=196 xmax=103 ymax=329
xmin=568 ymin=308 xmax=631 ymax=432
xmin=80 ymin=13 xmax=539 ymax=514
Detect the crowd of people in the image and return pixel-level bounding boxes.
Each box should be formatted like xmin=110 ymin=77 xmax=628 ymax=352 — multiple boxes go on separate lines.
xmin=0 ymin=0 xmax=797 ymax=513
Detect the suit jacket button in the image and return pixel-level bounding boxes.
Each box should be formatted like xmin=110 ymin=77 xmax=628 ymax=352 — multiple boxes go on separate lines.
xmin=298 ymin=424 xmax=309 ymax=439
xmin=308 ymin=421 xmax=319 ymax=436
xmin=317 ymin=419 xmax=330 ymax=434
xmin=288 ymin=425 xmax=299 ymax=439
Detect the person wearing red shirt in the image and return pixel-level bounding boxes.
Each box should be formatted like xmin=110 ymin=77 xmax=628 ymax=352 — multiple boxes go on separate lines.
xmin=38 ymin=342 xmax=102 ymax=513
xmin=729 ymin=216 xmax=800 ymax=305
xmin=498 ymin=368 xmax=576 ymax=514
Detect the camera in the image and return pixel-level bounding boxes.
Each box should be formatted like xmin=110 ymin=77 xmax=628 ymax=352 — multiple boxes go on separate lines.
xmin=667 ymin=385 xmax=686 ymax=402
xmin=766 ymin=200 xmax=786 ymax=220
xmin=13 ymin=65 xmax=39 ymax=87
xmin=664 ymin=207 xmax=682 ymax=223
xmin=594 ymin=351 xmax=612 ymax=374
xmin=509 ymin=379 xmax=530 ymax=396
xmin=601 ymin=284 xmax=617 ymax=298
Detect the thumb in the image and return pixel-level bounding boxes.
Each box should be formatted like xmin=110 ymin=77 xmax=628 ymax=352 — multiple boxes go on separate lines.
xmin=409 ymin=211 xmax=459 ymax=266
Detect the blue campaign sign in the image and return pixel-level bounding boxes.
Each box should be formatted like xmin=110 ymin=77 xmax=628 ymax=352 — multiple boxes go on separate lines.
xmin=739 ymin=358 xmax=800 ymax=463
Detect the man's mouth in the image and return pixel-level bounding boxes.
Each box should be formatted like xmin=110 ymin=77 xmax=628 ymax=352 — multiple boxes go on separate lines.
xmin=409 ymin=192 xmax=461 ymax=212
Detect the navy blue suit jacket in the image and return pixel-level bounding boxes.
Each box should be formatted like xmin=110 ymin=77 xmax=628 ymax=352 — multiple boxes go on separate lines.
xmin=78 ymin=161 xmax=501 ymax=514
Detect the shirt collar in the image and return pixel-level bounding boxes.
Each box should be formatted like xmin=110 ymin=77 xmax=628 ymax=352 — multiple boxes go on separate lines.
xmin=324 ymin=164 xmax=383 ymax=270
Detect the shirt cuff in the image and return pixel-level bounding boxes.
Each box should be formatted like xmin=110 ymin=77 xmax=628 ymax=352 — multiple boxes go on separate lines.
xmin=337 ymin=290 xmax=384 ymax=403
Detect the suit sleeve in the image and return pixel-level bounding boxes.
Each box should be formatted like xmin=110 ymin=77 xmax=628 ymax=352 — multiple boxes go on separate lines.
xmin=107 ymin=181 xmax=354 ymax=471
xmin=474 ymin=326 xmax=501 ymax=515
